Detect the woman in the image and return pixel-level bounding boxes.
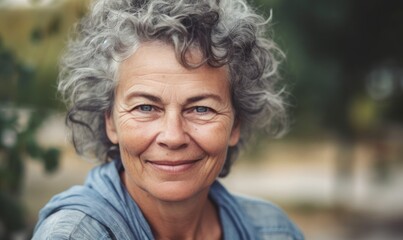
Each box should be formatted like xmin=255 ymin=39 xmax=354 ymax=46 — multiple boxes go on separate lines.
xmin=33 ymin=0 xmax=304 ymax=239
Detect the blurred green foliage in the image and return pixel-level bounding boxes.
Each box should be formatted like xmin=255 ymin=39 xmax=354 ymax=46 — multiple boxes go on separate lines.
xmin=0 ymin=108 xmax=60 ymax=238
xmin=0 ymin=0 xmax=88 ymax=238
xmin=0 ymin=40 xmax=61 ymax=239
xmin=254 ymin=0 xmax=403 ymax=137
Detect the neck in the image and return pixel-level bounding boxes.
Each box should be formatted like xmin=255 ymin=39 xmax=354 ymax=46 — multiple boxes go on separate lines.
xmin=122 ymin=174 xmax=221 ymax=240
xmin=148 ymin=195 xmax=220 ymax=240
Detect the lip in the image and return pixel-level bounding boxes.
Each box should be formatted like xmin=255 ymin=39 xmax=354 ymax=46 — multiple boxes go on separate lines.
xmin=146 ymin=159 xmax=201 ymax=174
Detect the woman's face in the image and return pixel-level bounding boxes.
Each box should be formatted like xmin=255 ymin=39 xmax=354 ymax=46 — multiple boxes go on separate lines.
xmin=106 ymin=42 xmax=240 ymax=202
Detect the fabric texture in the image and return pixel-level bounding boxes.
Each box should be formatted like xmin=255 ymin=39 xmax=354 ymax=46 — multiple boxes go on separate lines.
xmin=33 ymin=160 xmax=304 ymax=240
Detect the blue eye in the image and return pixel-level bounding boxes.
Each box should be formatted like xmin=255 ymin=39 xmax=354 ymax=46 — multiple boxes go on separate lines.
xmin=195 ymin=106 xmax=209 ymax=113
xmin=139 ymin=105 xmax=153 ymax=111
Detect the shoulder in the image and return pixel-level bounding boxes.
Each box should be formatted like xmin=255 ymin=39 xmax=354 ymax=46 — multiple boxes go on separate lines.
xmin=32 ymin=209 xmax=114 ymax=240
xmin=235 ymin=195 xmax=304 ymax=240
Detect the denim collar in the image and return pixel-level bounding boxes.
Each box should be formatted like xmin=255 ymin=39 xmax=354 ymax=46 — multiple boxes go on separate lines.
xmin=36 ymin=160 xmax=257 ymax=239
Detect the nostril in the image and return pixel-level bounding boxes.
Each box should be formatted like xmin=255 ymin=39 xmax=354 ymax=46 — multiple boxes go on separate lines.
xmin=157 ymin=141 xmax=188 ymax=150
xmin=156 ymin=130 xmax=190 ymax=150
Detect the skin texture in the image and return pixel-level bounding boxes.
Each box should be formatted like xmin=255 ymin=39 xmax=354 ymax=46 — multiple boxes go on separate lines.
xmin=105 ymin=42 xmax=240 ymax=239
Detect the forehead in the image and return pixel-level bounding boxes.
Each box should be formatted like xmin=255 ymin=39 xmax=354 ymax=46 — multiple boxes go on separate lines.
xmin=116 ymin=42 xmax=230 ymax=96
xmin=118 ymin=41 xmax=228 ymax=77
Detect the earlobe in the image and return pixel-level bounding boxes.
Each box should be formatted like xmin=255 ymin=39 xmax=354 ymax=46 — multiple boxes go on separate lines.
xmin=229 ymin=120 xmax=241 ymax=147
xmin=105 ymin=112 xmax=119 ymax=144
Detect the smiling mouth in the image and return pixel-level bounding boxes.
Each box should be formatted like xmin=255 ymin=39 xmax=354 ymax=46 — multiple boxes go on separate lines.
xmin=146 ymin=160 xmax=201 ymax=173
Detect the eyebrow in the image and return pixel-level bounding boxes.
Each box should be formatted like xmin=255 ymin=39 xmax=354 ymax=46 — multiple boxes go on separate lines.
xmin=125 ymin=91 xmax=223 ymax=105
xmin=124 ymin=92 xmax=162 ymax=104
xmin=184 ymin=94 xmax=223 ymax=105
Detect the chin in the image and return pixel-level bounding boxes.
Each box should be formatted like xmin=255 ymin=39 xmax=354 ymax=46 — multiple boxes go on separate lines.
xmin=146 ymin=180 xmax=211 ymax=202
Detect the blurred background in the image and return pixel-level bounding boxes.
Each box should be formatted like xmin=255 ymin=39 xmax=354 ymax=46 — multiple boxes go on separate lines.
xmin=0 ymin=0 xmax=402 ymax=239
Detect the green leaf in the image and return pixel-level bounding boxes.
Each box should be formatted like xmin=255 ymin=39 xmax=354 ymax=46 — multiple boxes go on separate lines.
xmin=43 ymin=148 xmax=60 ymax=173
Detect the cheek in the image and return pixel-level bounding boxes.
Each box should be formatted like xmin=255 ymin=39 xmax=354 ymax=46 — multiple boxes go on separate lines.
xmin=190 ymin=122 xmax=233 ymax=156
xmin=117 ymin=119 xmax=156 ymax=156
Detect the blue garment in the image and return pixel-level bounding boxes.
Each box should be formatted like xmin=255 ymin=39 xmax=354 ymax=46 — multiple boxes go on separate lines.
xmin=33 ymin=160 xmax=304 ymax=240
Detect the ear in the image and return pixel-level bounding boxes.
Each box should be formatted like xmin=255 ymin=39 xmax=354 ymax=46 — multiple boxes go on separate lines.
xmin=228 ymin=120 xmax=241 ymax=147
xmin=105 ymin=111 xmax=118 ymax=144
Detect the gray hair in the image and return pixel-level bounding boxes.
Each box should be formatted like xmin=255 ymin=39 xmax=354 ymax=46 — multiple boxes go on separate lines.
xmin=59 ymin=0 xmax=287 ymax=177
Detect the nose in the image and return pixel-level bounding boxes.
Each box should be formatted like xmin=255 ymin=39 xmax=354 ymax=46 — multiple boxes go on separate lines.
xmin=156 ymin=110 xmax=189 ymax=150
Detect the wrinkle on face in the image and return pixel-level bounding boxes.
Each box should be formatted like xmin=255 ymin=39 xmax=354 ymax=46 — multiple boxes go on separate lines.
xmin=105 ymin=41 xmax=240 ymax=204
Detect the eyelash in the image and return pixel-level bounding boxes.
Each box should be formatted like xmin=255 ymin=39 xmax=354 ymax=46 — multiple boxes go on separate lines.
xmin=134 ymin=104 xmax=156 ymax=112
xmin=133 ymin=104 xmax=214 ymax=115
xmin=192 ymin=106 xmax=212 ymax=114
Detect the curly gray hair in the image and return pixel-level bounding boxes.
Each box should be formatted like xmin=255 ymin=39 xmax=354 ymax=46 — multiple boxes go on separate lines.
xmin=59 ymin=0 xmax=287 ymax=177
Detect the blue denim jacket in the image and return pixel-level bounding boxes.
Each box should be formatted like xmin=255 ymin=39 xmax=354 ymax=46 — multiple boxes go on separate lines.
xmin=33 ymin=161 xmax=304 ymax=240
